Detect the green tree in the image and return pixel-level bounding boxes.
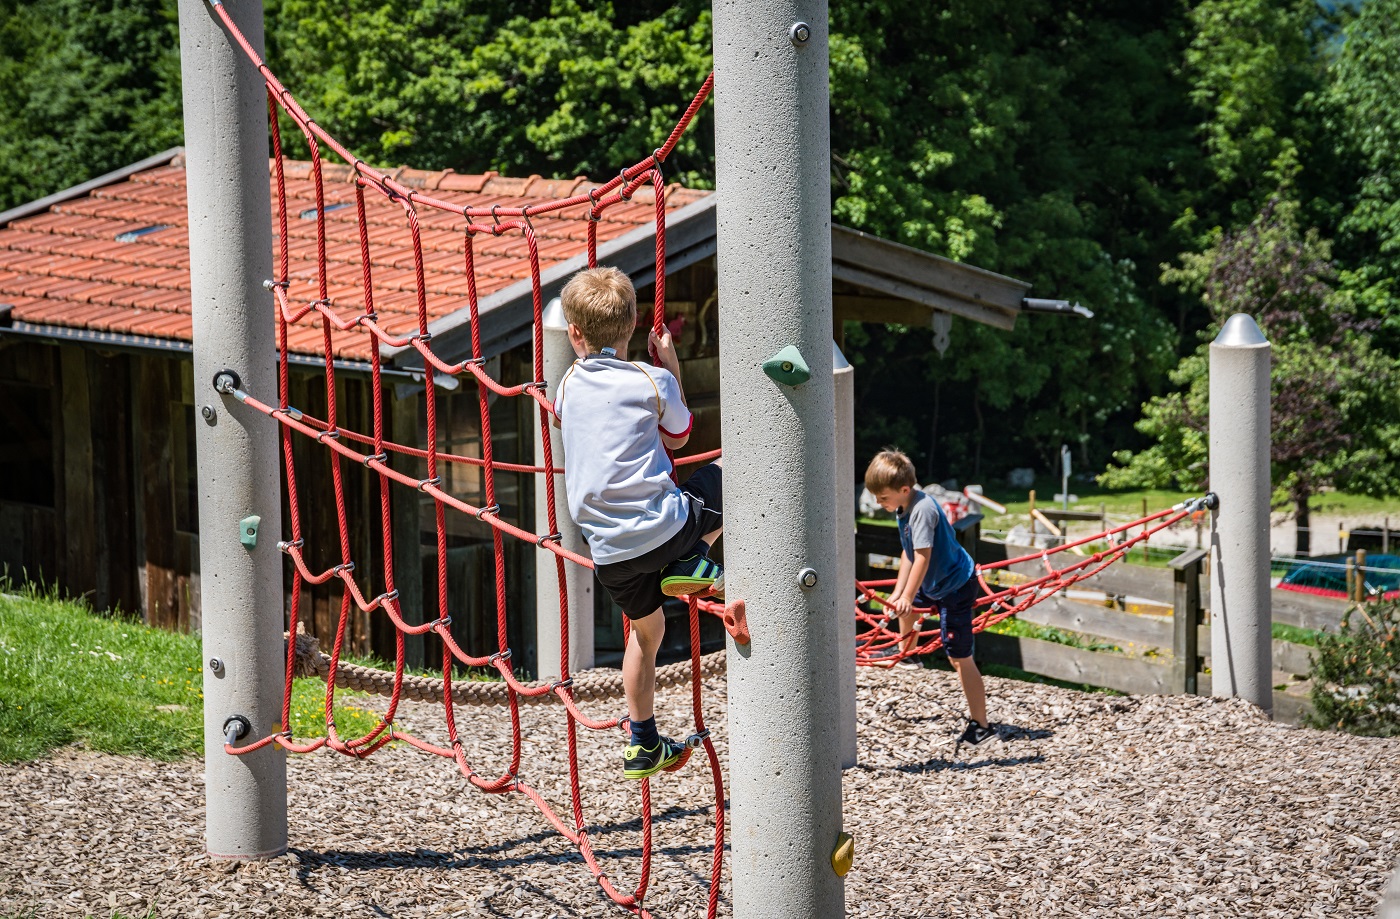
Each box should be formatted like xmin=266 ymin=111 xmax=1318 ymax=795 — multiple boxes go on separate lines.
xmin=266 ymin=0 xmax=715 ymax=186
xmin=0 ymin=0 xmax=182 ymax=212
xmin=1327 ymin=0 xmax=1400 ymax=343
xmin=1102 ymin=198 xmax=1400 ymax=554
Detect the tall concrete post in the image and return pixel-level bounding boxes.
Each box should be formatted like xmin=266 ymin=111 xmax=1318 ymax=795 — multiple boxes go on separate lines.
xmin=1209 ymin=313 xmax=1272 ymax=713
xmin=178 ymin=0 xmax=287 ymax=856
xmin=535 ymin=297 xmax=594 ymax=679
xmin=834 ymin=341 xmax=857 ymax=769
xmin=714 ymin=3 xmax=846 ymax=916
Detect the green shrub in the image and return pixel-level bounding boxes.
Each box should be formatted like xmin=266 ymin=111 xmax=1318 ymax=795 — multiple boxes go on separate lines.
xmin=1306 ymin=599 xmax=1400 ymax=737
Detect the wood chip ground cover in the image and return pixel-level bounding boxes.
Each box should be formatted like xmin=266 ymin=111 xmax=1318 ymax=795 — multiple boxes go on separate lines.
xmin=3 ymin=667 xmax=1397 ymax=918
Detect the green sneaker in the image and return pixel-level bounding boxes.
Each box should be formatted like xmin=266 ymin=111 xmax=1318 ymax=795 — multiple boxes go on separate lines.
xmin=622 ymin=736 xmax=691 ymax=780
xmin=660 ymin=554 xmax=725 ymax=598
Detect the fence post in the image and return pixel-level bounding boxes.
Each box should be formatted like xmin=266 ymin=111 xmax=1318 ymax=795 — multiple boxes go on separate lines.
xmin=1355 ymin=548 xmax=1368 ymax=603
xmin=1142 ymin=497 xmax=1150 ymax=563
xmin=1170 ymin=548 xmax=1207 ymax=695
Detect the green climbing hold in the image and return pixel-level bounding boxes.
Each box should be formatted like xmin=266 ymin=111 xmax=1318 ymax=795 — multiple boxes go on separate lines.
xmin=761 ymin=345 xmax=811 ymax=386
xmin=239 ymin=514 xmax=261 ymax=549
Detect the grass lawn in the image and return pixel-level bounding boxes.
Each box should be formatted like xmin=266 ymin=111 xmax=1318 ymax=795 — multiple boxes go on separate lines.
xmin=0 ymin=585 xmax=424 ymax=763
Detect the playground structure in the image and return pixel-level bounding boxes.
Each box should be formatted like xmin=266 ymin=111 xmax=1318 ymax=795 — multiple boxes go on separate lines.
xmin=178 ymin=2 xmax=1276 ymax=918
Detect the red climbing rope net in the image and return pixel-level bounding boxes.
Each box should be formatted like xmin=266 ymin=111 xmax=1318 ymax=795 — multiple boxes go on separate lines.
xmin=853 ymin=498 xmax=1214 ymax=665
xmin=209 ymin=6 xmax=723 ymax=916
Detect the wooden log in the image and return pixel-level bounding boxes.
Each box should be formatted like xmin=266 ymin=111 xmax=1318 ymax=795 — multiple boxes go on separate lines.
xmin=389 ymin=386 xmax=425 ymax=668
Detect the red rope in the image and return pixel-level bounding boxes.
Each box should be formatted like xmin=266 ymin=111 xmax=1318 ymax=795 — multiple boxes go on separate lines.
xmin=853 ymin=501 xmax=1210 ymax=665
xmin=211 ymin=5 xmax=723 ymax=914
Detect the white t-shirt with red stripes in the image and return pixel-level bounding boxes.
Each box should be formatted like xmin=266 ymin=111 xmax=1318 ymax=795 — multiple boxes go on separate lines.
xmin=553 ymin=355 xmax=693 ymax=564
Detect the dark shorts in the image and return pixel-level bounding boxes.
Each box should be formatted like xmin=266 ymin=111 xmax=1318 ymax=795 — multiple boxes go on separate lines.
xmin=916 ymin=576 xmax=979 ymax=660
xmin=595 ymin=462 xmax=723 ymax=620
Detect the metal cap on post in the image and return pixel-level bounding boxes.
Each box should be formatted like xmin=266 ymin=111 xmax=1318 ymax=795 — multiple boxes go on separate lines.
xmin=535 ymin=297 xmax=594 ymax=679
xmin=1209 ymin=313 xmax=1272 ymax=713
xmin=178 ymin=0 xmax=287 ymax=856
xmin=834 ymin=340 xmax=857 ymax=769
xmin=715 ymin=2 xmax=846 ymax=915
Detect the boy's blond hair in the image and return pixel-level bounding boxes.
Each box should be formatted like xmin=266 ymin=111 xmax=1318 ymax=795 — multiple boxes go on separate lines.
xmin=864 ymin=448 xmax=918 ymax=494
xmin=560 ymin=266 xmax=637 ymax=351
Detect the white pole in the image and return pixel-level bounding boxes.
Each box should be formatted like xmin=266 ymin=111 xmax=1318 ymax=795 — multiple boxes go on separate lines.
xmin=535 ymin=298 xmax=594 ymax=679
xmin=714 ymin=2 xmax=847 ymax=915
xmin=178 ymin=0 xmax=287 ymax=857
xmin=1209 ymin=313 xmax=1272 ymax=713
xmin=834 ymin=342 xmax=857 ymax=769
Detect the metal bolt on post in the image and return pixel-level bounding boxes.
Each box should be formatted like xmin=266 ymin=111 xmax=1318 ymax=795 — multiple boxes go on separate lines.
xmin=1208 ymin=313 xmax=1272 ymax=713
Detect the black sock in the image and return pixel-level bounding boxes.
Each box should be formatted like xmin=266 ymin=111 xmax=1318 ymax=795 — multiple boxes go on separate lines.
xmin=630 ymin=716 xmax=659 ymax=748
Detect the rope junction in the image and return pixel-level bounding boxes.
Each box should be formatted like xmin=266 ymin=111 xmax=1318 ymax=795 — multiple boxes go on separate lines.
xmin=208 ymin=2 xmax=1211 ymax=911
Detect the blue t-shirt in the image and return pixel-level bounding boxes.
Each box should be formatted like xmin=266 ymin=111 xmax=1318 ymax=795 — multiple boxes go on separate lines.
xmin=896 ymin=489 xmax=975 ymax=602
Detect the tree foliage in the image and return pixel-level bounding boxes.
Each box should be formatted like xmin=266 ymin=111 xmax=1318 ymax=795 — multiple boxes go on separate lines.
xmin=1101 ymin=198 xmax=1400 ymax=549
xmin=0 ymin=0 xmax=182 ymax=212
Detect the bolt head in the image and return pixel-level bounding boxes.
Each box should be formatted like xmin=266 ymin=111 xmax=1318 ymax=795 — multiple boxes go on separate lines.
xmin=201 ymin=405 xmax=217 ymax=424
xmin=208 ymin=657 xmax=224 ymax=674
xmin=798 ymin=567 xmax=819 ymax=589
xmin=790 ymin=21 xmax=811 ymax=45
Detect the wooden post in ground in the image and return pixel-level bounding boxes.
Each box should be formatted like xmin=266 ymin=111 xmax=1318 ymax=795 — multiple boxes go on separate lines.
xmin=1171 ymin=548 xmax=1207 ymax=695
xmin=1356 ymin=548 xmax=1368 ymax=603
xmin=1142 ymin=497 xmax=1149 ymax=563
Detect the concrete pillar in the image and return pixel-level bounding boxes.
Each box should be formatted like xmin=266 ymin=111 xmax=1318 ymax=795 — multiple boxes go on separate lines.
xmin=1209 ymin=313 xmax=1272 ymax=713
xmin=535 ymin=297 xmax=594 ymax=679
xmin=178 ymin=0 xmax=287 ymax=856
xmin=834 ymin=341 xmax=857 ymax=769
xmin=714 ymin=3 xmax=846 ymax=916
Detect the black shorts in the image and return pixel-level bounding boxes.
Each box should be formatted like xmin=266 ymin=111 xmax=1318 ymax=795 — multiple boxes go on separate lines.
xmin=916 ymin=576 xmax=979 ymax=660
xmin=595 ymin=462 xmax=723 ymax=620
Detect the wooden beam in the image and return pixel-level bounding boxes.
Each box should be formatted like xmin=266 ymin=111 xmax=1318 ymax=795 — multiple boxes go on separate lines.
xmin=832 ymin=262 xmax=1018 ymax=330
xmin=390 ymin=386 xmax=425 ymax=669
xmin=60 ymin=346 xmax=96 ymax=601
xmin=832 ymin=294 xmax=934 ymax=328
xmin=137 ymin=356 xmax=180 ymax=629
xmin=832 ymin=225 xmax=1030 ymax=310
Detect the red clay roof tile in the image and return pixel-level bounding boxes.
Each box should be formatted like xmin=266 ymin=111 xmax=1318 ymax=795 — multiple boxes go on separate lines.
xmin=0 ymin=157 xmax=705 ymax=357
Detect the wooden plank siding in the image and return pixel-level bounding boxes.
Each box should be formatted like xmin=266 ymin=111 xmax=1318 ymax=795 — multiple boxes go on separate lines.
xmin=0 ymin=340 xmax=59 ymax=584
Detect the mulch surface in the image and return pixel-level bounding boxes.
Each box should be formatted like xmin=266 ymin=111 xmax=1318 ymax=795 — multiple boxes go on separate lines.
xmin=4 ymin=665 xmax=1397 ymax=918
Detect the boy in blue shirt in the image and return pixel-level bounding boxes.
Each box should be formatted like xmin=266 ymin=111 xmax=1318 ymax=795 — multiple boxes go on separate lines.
xmin=865 ymin=449 xmax=994 ymax=748
xmin=552 ymin=266 xmax=724 ymax=779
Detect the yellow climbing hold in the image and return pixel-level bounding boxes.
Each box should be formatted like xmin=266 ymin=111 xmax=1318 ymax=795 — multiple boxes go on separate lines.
xmin=831 ymin=831 xmax=854 ymax=877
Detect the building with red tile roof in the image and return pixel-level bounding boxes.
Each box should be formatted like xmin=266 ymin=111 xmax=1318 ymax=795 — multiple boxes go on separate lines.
xmin=0 ymin=150 xmax=1057 ymax=665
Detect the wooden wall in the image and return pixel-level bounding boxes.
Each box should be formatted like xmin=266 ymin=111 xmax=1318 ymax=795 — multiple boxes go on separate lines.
xmin=0 ymin=338 xmax=540 ymax=670
xmin=0 ymin=341 xmax=140 ymax=614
